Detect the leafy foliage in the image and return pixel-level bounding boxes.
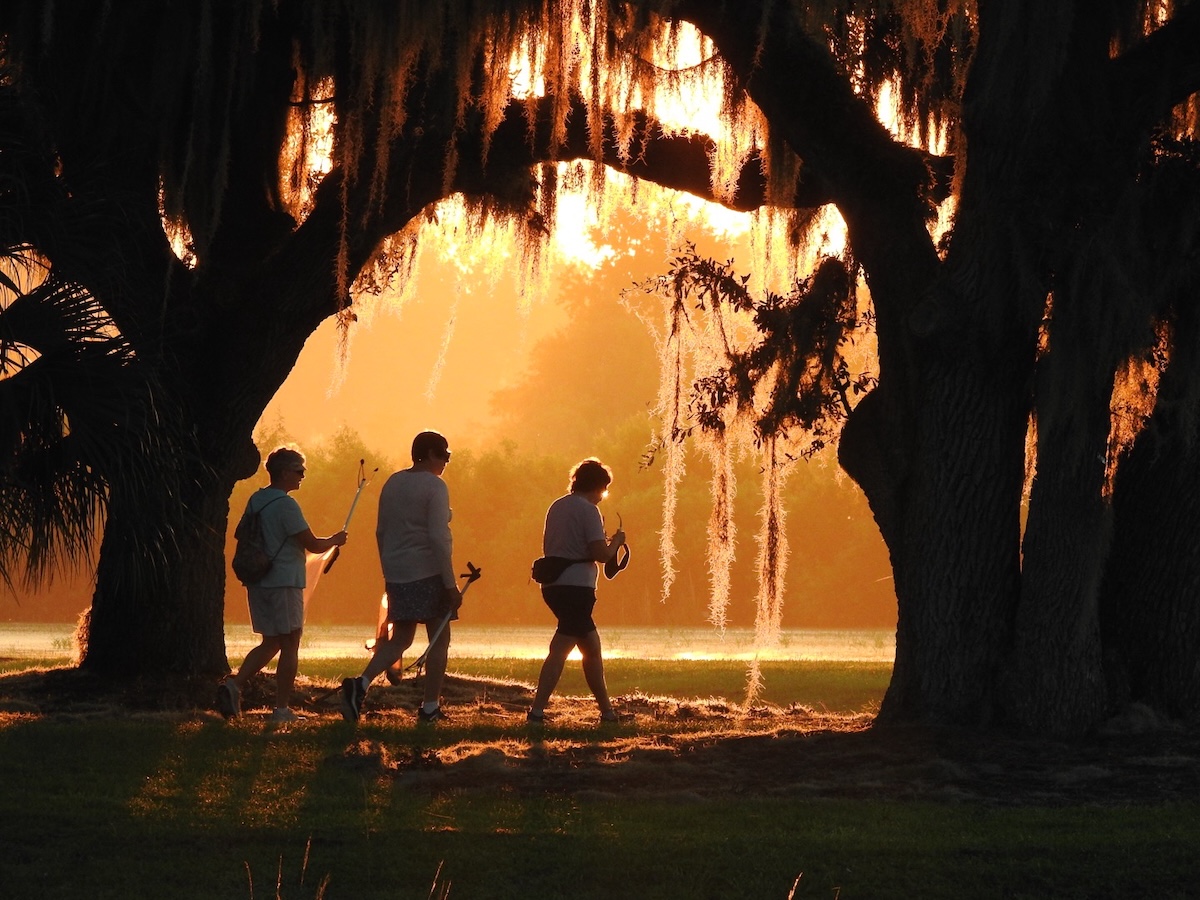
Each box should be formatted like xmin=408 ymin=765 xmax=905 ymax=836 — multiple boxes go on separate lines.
xmin=0 ymin=78 xmax=189 ymax=592
xmin=647 ymin=244 xmax=876 ymax=458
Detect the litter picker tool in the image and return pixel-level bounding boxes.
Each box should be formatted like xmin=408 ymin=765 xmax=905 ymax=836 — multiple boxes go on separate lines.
xmin=407 ymin=561 xmax=482 ymax=676
xmin=310 ymin=561 xmax=483 ymax=704
xmin=321 ymin=458 xmax=379 ymax=575
xmin=304 ymin=459 xmax=378 ymax=610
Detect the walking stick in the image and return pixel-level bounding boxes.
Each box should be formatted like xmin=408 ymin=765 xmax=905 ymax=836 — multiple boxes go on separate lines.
xmin=407 ymin=561 xmax=482 ymax=676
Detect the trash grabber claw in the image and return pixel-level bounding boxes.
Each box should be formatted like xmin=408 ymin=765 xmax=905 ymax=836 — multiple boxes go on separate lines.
xmin=407 ymin=561 xmax=482 ymax=675
xmin=323 ymin=459 xmax=379 ymax=574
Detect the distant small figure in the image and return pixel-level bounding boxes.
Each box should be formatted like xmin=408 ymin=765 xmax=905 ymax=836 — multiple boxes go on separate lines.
xmin=528 ymin=458 xmax=627 ymax=725
xmin=218 ymin=446 xmax=348 ymax=723
xmin=340 ymin=430 xmax=462 ymax=724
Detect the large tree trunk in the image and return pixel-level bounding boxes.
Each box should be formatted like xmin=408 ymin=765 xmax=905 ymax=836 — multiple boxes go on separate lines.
xmin=81 ymin=470 xmax=237 ymax=678
xmin=77 ymin=334 xmax=294 ymax=678
xmin=869 ymin=351 xmax=1027 ymax=727
xmin=1006 ymin=357 xmax=1113 ymax=735
xmin=681 ymin=0 xmax=1026 ymax=728
xmin=78 ymin=247 xmax=341 ymax=678
xmin=1102 ymin=392 xmax=1200 ymax=718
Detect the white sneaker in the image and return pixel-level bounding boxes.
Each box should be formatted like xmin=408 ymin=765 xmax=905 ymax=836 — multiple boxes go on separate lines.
xmin=270 ymin=707 xmax=301 ymax=723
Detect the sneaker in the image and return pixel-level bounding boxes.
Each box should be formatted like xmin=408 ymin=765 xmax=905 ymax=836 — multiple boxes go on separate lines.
xmin=526 ymin=708 xmax=547 ymax=724
xmin=270 ymin=707 xmax=301 ymax=723
xmin=341 ymin=677 xmax=366 ymax=722
xmin=417 ymin=705 xmax=448 ymax=724
xmin=217 ymin=680 xmax=240 ymax=720
xmin=599 ymin=709 xmax=631 ymax=724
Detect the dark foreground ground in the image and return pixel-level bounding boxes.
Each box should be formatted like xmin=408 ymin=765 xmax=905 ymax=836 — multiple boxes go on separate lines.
xmin=3 ymin=663 xmax=1198 ymax=808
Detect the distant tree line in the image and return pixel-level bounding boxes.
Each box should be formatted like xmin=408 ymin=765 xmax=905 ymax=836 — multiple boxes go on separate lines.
xmin=227 ymin=425 xmax=893 ymax=632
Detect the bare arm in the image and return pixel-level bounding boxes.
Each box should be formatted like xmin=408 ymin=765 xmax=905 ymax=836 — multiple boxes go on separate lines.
xmin=586 ymin=527 xmax=626 ymax=563
xmin=294 ymin=528 xmax=348 ymax=553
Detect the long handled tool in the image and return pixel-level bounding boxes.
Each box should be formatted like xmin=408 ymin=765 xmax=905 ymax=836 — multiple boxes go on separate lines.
xmin=311 ymin=560 xmax=484 ymax=706
xmin=406 ymin=561 xmax=482 ymax=676
xmin=321 ymin=458 xmax=379 ymax=574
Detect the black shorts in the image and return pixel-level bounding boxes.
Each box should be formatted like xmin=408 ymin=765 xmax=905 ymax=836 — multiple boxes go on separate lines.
xmin=542 ymin=585 xmax=597 ymax=638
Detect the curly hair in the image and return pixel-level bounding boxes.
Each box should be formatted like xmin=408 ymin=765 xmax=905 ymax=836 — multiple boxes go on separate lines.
xmin=569 ymin=458 xmax=612 ymax=494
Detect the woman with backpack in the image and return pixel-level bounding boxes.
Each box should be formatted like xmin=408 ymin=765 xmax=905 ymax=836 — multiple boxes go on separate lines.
xmin=218 ymin=446 xmax=348 ymax=722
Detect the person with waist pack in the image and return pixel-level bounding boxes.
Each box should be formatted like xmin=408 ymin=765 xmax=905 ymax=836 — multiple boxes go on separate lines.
xmin=527 ymin=457 xmax=627 ymax=725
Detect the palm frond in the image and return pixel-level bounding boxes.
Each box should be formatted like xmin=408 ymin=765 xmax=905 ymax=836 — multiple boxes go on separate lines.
xmin=0 ymin=70 xmax=193 ymax=592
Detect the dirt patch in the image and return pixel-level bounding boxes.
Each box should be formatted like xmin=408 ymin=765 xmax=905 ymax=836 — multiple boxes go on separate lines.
xmin=3 ymin=665 xmax=1199 ymax=806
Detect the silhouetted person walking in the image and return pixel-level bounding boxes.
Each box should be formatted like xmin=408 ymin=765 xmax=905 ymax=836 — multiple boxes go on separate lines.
xmin=341 ymin=430 xmax=462 ymax=724
xmin=528 ymin=458 xmax=626 ymax=724
xmin=219 ymin=446 xmax=347 ymax=722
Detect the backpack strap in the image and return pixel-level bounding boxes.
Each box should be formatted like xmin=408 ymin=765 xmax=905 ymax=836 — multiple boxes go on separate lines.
xmin=248 ymin=494 xmax=289 ymax=561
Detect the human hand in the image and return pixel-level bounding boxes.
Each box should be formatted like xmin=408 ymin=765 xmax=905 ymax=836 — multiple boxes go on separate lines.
xmin=333 ymin=530 xmax=349 ymax=546
xmin=445 ymin=585 xmax=463 ymax=610
xmin=611 ymin=528 xmax=626 ymax=547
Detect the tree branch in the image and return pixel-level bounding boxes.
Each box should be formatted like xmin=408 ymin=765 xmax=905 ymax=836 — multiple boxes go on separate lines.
xmin=1109 ymin=1 xmax=1200 ymax=131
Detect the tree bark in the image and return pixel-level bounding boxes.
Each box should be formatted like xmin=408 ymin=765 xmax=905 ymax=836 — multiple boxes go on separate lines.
xmin=1007 ymin=356 xmax=1113 ymax=734
xmin=1102 ymin=386 xmax=1200 ymax=718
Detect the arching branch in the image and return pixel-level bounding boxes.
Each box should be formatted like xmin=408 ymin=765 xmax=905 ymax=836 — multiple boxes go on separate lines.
xmin=1109 ymin=1 xmax=1200 ymax=130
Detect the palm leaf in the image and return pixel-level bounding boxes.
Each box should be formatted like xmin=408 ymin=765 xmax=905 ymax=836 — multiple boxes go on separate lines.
xmin=0 ymin=73 xmax=191 ymax=592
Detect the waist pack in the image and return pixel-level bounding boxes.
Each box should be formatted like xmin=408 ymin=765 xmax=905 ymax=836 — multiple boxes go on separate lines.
xmin=530 ymin=556 xmax=591 ymax=584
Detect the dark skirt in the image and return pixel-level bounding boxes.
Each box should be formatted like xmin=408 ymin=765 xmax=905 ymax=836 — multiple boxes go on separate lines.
xmin=385 ymin=575 xmax=458 ymax=624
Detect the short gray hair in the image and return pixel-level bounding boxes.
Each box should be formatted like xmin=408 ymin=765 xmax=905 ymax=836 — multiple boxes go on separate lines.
xmin=265 ymin=446 xmax=304 ymax=478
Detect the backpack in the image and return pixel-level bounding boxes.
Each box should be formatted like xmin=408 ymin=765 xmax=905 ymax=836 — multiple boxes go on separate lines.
xmin=231 ymin=495 xmax=285 ymax=585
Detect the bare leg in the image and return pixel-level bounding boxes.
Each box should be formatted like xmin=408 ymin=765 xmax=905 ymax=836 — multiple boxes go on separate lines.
xmin=577 ymin=629 xmax=612 ymax=715
xmin=531 ymin=632 xmax=579 ymax=712
xmin=231 ymin=635 xmax=284 ymax=690
xmin=273 ymin=629 xmax=303 ymax=710
xmin=362 ymin=621 xmax=417 ymax=685
xmin=421 ymin=621 xmax=451 ymax=706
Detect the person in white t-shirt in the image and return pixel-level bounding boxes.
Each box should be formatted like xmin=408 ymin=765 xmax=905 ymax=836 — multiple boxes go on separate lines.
xmin=340 ymin=430 xmax=463 ymax=724
xmin=528 ymin=458 xmax=627 ymax=724
xmin=218 ymin=446 xmax=348 ymax=723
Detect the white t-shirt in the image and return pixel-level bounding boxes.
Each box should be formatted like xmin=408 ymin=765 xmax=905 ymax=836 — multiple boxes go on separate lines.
xmin=542 ymin=492 xmax=605 ymax=588
xmin=245 ymin=487 xmax=310 ymax=589
xmin=376 ymin=469 xmax=455 ymax=587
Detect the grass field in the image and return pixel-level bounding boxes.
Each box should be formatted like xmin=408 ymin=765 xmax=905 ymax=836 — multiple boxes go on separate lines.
xmin=1 ymin=656 xmax=1197 ymax=899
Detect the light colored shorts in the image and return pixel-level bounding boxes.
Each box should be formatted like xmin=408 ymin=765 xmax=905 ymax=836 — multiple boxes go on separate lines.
xmin=246 ymin=585 xmax=304 ymax=636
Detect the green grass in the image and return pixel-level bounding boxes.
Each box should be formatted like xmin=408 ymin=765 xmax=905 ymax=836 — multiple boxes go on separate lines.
xmin=1 ymin=659 xmax=1197 ymax=899
xmin=0 ymin=654 xmax=73 ymax=675
xmin=302 ymin=656 xmax=892 ymax=711
xmin=1 ymin=655 xmax=891 ymax=712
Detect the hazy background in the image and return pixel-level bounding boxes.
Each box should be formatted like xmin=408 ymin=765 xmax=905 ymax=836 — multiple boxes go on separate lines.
xmin=3 ymin=187 xmax=896 ymax=635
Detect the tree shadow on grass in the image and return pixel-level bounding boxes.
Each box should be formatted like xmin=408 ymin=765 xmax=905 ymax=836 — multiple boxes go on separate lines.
xmin=2 ymin=664 xmax=1199 ymax=807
